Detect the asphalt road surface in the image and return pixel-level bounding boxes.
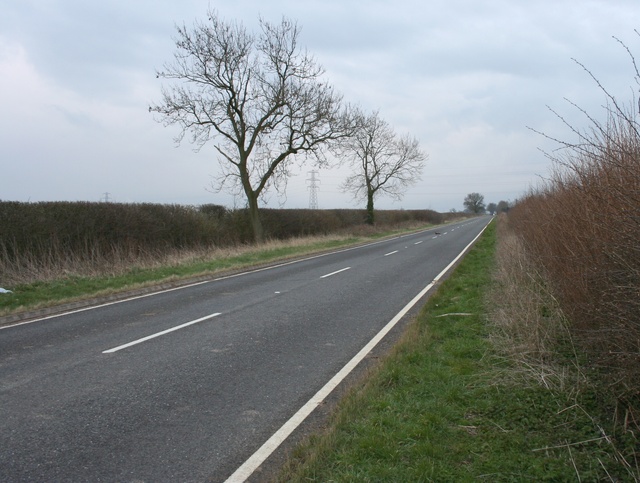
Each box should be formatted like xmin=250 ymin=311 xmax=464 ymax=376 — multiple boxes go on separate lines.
xmin=0 ymin=216 xmax=491 ymax=482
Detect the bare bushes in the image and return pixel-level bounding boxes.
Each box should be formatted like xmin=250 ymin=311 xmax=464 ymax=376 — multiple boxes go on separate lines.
xmin=511 ymin=112 xmax=640 ymax=406
xmin=0 ymin=202 xmax=444 ymax=287
xmin=509 ymin=62 xmax=640 ymax=425
xmin=0 ymin=202 xmax=231 ymax=286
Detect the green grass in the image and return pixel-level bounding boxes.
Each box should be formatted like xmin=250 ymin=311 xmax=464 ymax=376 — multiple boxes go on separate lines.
xmin=277 ymin=222 xmax=634 ymax=482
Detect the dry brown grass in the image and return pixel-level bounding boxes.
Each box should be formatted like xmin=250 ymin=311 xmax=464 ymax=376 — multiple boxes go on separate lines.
xmin=0 ymin=233 xmax=353 ymax=287
xmin=490 ymin=215 xmax=639 ymax=479
xmin=0 ymin=199 xmax=448 ymax=290
xmin=488 ymin=214 xmax=584 ymax=392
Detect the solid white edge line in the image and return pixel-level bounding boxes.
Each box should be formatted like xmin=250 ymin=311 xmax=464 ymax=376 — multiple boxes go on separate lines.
xmin=224 ymin=218 xmax=492 ymax=483
xmin=0 ymin=280 xmax=212 ymax=330
xmin=320 ymin=267 xmax=351 ymax=279
xmin=102 ymin=312 xmax=221 ymax=354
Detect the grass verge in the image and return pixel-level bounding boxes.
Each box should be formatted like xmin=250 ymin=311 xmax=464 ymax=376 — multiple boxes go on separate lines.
xmin=276 ymin=221 xmax=636 ymax=482
xmin=0 ymin=225 xmax=429 ymax=318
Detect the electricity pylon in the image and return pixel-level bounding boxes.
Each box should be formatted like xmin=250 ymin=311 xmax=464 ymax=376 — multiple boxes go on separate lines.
xmin=307 ymin=170 xmax=320 ymax=209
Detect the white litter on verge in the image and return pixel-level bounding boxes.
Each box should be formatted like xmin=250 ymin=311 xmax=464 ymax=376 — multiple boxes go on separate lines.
xmin=0 ymin=288 xmax=13 ymax=294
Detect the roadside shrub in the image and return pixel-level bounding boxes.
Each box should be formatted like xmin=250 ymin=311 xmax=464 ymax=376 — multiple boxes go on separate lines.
xmin=509 ymin=47 xmax=640 ymax=430
xmin=511 ymin=109 xmax=640 ymax=400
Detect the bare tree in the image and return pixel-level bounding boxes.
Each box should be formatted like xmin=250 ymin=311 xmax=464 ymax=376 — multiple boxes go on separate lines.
xmin=496 ymin=200 xmax=511 ymax=213
xmin=341 ymin=110 xmax=427 ymax=224
xmin=150 ymin=11 xmax=353 ymax=242
xmin=463 ymin=192 xmax=486 ymax=214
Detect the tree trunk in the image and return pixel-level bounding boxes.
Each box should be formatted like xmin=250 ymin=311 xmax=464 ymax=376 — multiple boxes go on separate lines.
xmin=247 ymin=194 xmax=264 ymax=243
xmin=366 ymin=191 xmax=375 ymax=225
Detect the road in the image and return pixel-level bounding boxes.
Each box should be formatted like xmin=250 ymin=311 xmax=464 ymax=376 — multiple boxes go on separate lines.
xmin=0 ymin=216 xmax=491 ymax=482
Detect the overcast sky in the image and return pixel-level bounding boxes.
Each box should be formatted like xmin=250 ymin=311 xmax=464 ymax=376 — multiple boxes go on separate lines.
xmin=1 ymin=1 xmax=638 ymax=212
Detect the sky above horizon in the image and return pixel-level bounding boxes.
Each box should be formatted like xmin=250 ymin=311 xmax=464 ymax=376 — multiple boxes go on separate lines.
xmin=1 ymin=1 xmax=639 ymax=212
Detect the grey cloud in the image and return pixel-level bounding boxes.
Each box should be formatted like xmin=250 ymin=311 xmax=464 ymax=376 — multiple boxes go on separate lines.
xmin=1 ymin=0 xmax=639 ymax=211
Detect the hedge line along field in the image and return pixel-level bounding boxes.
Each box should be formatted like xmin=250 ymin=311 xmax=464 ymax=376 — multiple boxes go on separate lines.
xmin=0 ymin=201 xmax=448 ymax=286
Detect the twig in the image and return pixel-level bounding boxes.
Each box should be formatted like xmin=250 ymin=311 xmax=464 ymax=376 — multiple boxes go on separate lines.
xmin=597 ymin=458 xmax=615 ymax=482
xmin=532 ymin=436 xmax=609 ymax=451
xmin=435 ymin=312 xmax=473 ymax=318
xmin=567 ymin=443 xmax=581 ymax=482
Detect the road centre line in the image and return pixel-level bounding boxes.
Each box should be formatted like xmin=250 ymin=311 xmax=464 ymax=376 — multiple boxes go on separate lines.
xmin=384 ymin=250 xmax=399 ymax=256
xmin=2 ymin=236 xmax=410 ymax=329
xmin=1 ymin=224 xmax=453 ymax=330
xmin=414 ymin=241 xmax=423 ymax=245
xmin=224 ymin=218 xmax=493 ymax=483
xmin=102 ymin=312 xmax=221 ymax=354
xmin=320 ymin=267 xmax=351 ymax=279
